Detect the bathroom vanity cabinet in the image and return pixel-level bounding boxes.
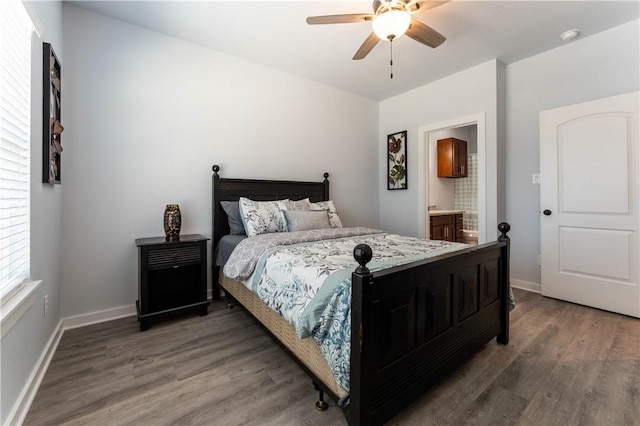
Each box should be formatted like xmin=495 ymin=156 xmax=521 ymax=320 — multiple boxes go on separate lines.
xmin=430 ymin=212 xmax=464 ymax=242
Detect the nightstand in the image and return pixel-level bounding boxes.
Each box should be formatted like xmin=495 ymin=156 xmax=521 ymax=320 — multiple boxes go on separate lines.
xmin=135 ymin=234 xmax=209 ymax=331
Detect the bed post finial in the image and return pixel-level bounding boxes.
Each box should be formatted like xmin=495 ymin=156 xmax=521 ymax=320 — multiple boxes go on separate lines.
xmin=212 ymin=164 xmax=220 ymax=175
xmin=497 ymin=221 xmax=511 ymax=344
xmin=322 ymin=172 xmax=330 ymax=201
xmin=498 ymin=222 xmax=511 ymax=242
xmin=353 ymin=244 xmax=373 ymax=274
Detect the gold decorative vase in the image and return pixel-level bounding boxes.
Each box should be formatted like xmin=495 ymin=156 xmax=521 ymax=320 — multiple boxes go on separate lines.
xmin=163 ymin=204 xmax=181 ymax=241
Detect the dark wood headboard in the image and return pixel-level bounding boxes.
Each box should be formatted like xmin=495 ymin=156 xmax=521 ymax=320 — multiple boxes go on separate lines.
xmin=211 ymin=164 xmax=330 ymax=246
xmin=211 ymin=164 xmax=329 ymax=297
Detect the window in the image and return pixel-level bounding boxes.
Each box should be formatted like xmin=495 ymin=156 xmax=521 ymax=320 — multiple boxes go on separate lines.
xmin=0 ymin=0 xmax=34 ymax=302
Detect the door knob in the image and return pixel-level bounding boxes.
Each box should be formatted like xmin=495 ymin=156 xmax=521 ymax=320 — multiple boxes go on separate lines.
xmin=543 ymin=209 xmax=552 ymax=216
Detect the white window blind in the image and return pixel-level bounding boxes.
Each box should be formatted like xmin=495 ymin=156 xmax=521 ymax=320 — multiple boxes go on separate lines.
xmin=0 ymin=0 xmax=33 ymax=301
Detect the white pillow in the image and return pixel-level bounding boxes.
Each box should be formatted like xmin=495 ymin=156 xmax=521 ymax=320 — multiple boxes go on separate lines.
xmin=283 ymin=209 xmax=331 ymax=232
xmin=239 ymin=197 xmax=289 ymax=237
xmin=309 ymin=200 xmax=343 ymax=228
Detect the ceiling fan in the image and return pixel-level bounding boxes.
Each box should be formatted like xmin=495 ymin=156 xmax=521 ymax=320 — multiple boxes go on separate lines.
xmin=306 ymin=0 xmax=447 ymax=61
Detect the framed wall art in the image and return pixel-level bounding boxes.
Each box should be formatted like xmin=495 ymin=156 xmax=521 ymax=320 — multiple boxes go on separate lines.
xmin=387 ymin=130 xmax=407 ymax=190
xmin=42 ymin=42 xmax=63 ymax=184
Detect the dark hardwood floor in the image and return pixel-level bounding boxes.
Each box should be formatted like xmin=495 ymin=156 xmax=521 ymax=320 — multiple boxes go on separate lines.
xmin=24 ymin=289 xmax=639 ymax=425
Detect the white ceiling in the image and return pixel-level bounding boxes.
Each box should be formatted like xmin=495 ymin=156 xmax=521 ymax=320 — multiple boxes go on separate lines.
xmin=66 ymin=1 xmax=639 ymax=101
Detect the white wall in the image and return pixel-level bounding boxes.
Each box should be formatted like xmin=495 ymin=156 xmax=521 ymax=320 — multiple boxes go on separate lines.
xmin=379 ymin=60 xmax=504 ymax=239
xmin=1 ymin=2 xmax=64 ymax=424
xmin=59 ymin=5 xmax=379 ymax=318
xmin=505 ymin=19 xmax=640 ymax=287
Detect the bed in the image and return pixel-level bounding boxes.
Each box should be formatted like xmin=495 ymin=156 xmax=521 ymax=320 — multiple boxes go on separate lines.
xmin=211 ymin=165 xmax=511 ymax=426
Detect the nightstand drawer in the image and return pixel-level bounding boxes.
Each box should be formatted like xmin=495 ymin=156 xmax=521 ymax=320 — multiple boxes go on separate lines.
xmin=148 ymin=245 xmax=201 ymax=268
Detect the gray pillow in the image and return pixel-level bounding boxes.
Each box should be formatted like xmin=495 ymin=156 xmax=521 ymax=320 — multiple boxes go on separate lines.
xmin=283 ymin=198 xmax=311 ymax=210
xmin=283 ymin=209 xmax=331 ymax=232
xmin=220 ymin=201 xmax=245 ymax=235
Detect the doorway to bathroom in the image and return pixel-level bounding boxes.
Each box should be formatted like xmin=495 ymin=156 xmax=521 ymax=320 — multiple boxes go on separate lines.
xmin=427 ymin=125 xmax=479 ymax=245
xmin=417 ymin=112 xmax=490 ymax=245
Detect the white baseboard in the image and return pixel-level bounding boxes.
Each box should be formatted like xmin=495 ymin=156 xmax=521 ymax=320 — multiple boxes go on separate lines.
xmin=60 ymin=294 xmax=219 ymax=331
xmin=6 ymin=318 xmax=64 ymax=426
xmin=511 ymin=278 xmax=541 ymax=294
xmin=62 ymin=304 xmax=137 ymax=330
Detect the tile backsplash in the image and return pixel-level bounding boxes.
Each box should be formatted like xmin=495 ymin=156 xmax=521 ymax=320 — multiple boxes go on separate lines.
xmin=454 ymin=153 xmax=478 ymax=230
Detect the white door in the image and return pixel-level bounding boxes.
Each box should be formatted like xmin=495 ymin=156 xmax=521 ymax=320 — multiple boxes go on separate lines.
xmin=540 ymin=91 xmax=639 ymax=318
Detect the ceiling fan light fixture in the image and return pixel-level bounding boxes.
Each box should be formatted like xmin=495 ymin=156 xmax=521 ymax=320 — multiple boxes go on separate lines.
xmin=372 ymin=10 xmax=411 ymax=41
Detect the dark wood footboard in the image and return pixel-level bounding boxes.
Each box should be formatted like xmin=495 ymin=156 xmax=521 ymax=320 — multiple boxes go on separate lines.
xmin=350 ymin=223 xmax=511 ymax=426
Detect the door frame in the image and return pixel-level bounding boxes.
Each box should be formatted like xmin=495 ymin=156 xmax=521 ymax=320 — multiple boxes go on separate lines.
xmin=417 ymin=112 xmax=491 ymax=243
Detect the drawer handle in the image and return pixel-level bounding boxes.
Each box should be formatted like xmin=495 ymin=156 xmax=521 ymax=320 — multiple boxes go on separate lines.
xmin=172 ymin=265 xmax=179 ymax=269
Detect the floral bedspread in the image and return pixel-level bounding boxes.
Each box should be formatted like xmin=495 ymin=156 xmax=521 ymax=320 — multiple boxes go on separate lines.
xmin=223 ymin=227 xmax=383 ymax=282
xmin=224 ymin=228 xmax=469 ymax=394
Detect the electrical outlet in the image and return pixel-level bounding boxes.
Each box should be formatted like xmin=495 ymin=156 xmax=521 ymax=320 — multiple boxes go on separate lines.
xmin=537 ymin=254 xmax=541 ymax=266
xmin=532 ymin=173 xmax=540 ymax=184
xmin=44 ymin=294 xmax=49 ymax=317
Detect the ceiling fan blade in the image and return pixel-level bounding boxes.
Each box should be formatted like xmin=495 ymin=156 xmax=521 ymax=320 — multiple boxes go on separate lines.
xmin=306 ymin=14 xmax=374 ymax=25
xmin=405 ymin=19 xmax=446 ymax=48
xmin=352 ymin=32 xmax=380 ymax=60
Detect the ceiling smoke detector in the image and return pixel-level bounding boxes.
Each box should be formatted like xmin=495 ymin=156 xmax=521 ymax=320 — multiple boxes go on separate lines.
xmin=561 ymin=29 xmax=580 ymax=41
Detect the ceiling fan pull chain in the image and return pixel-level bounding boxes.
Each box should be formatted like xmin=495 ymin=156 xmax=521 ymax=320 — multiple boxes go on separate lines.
xmin=390 ymin=39 xmax=394 ymax=79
